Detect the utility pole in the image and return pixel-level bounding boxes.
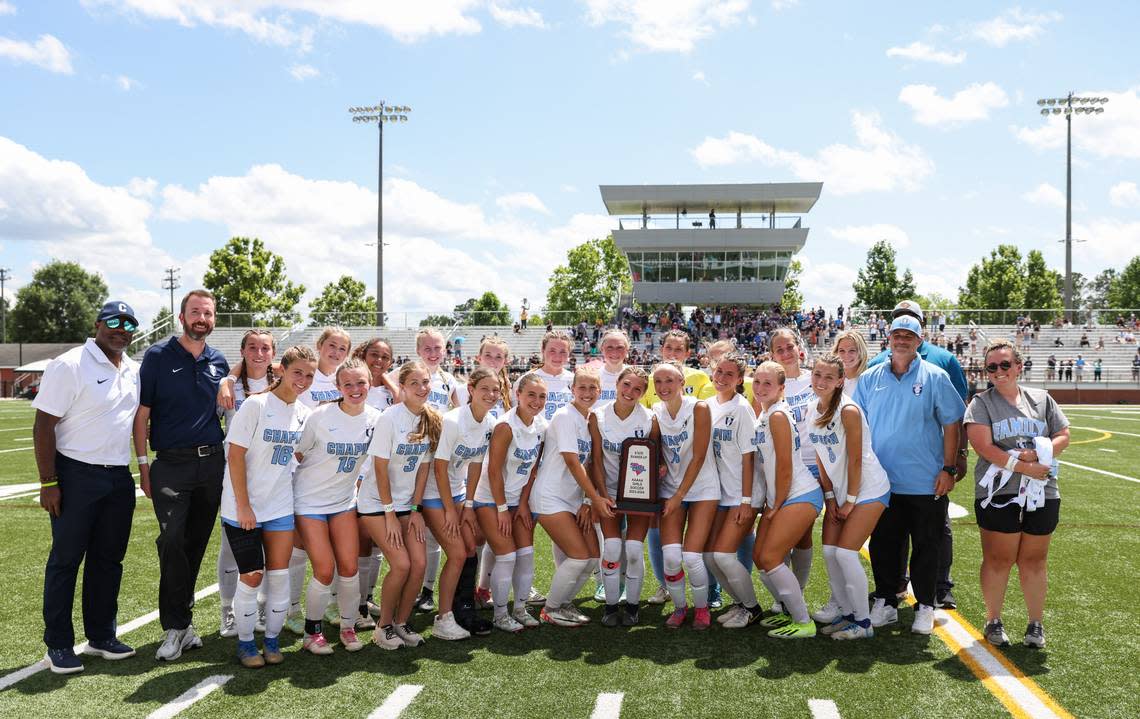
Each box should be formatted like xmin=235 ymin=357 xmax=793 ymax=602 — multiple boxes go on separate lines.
xmin=162 ymin=267 xmax=180 ymax=328
xmin=0 ymin=268 xmax=10 ymax=343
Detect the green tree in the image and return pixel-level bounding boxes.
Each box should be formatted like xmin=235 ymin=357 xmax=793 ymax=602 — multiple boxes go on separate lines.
xmin=0 ymin=296 xmax=10 ymax=343
xmin=957 ymin=244 xmax=1025 ymax=322
xmin=203 ymin=237 xmax=305 ymax=326
xmin=10 ymin=261 xmax=107 ymax=342
xmin=1022 ymin=250 xmax=1064 ymax=322
xmin=1088 ymin=269 xmax=1118 ymax=310
xmin=456 ymin=292 xmax=511 ymax=325
xmin=545 ymin=236 xmax=630 ymax=325
xmin=150 ymin=306 xmax=174 ymax=332
xmin=852 ymin=240 xmax=917 ymax=311
xmin=419 ymin=314 xmax=455 ymax=327
xmin=308 ymin=275 xmax=376 ymax=327
xmin=1055 ymin=270 xmax=1088 ymax=310
xmin=1107 ymin=256 xmax=1140 ymax=309
xmin=780 ymin=259 xmax=804 ymax=313
xmin=915 ymin=292 xmax=955 ymax=314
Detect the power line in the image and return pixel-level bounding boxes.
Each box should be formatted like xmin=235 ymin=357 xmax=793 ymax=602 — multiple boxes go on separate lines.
xmin=162 ymin=267 xmax=180 ymax=328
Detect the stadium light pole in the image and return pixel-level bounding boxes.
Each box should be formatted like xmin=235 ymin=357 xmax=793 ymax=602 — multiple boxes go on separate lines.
xmin=162 ymin=266 xmax=180 ymax=326
xmin=350 ymin=102 xmax=411 ymax=327
xmin=1035 ymin=93 xmax=1109 ymax=320
xmin=0 ymin=268 xmax=10 ymax=343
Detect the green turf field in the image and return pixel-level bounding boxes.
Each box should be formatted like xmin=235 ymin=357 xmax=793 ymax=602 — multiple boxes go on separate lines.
xmin=0 ymin=399 xmax=1137 ymax=718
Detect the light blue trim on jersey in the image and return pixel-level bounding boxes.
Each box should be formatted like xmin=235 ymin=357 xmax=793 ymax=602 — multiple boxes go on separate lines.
xmin=858 ymin=491 xmax=891 ymax=507
xmin=422 ymin=493 xmax=465 ymax=510
xmin=782 ymin=486 xmax=824 ymax=512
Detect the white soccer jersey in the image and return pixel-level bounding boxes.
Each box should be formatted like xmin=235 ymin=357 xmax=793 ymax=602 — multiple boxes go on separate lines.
xmin=359 ymin=403 xmax=434 ymax=513
xmin=595 ymin=402 xmax=654 ymax=499
xmin=531 ymin=405 xmax=592 ymax=514
xmin=707 ymin=393 xmax=757 ymax=506
xmin=596 ymin=365 xmax=627 ymax=408
xmin=427 ymin=369 xmax=458 ymax=412
xmin=299 ymin=368 xmax=341 ymax=408
xmin=752 ymin=400 xmax=818 ymax=509
xmin=430 ymin=405 xmax=494 ymax=500
xmin=367 ymin=385 xmax=394 ymax=412
xmin=225 ymin=374 xmax=269 ymax=429
xmin=519 ymin=367 xmax=573 ymax=421
xmin=843 ymin=376 xmax=859 ymax=399
xmin=806 ymin=397 xmax=890 ymax=502
xmin=221 ymin=392 xmax=310 ymax=523
xmin=653 ymin=396 xmax=719 ymax=502
xmin=292 ymin=402 xmax=381 ymax=515
xmin=782 ymin=373 xmax=817 ymax=470
xmin=473 ymin=407 xmax=547 ymax=505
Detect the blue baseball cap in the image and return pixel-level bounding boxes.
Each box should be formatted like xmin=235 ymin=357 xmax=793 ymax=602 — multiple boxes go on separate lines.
xmin=889 ymin=315 xmax=922 ymax=337
xmin=97 ymin=300 xmax=138 ymax=326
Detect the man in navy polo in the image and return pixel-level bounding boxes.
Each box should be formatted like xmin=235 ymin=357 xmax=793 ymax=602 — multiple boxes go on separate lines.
xmin=855 ymin=315 xmax=965 ymax=635
xmin=33 ymin=300 xmax=142 ymax=674
xmin=866 ymin=300 xmax=968 ymax=609
xmin=134 ymin=289 xmax=229 ymax=661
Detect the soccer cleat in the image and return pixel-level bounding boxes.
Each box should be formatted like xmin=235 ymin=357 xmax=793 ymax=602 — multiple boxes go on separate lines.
xmin=155 ymin=626 xmax=202 ymax=662
xmin=525 ymin=587 xmax=547 ymax=607
xmin=415 ymin=587 xmax=435 ymax=613
xmin=560 ymin=604 xmax=589 ymax=624
xmin=474 ymin=587 xmax=493 ymax=610
xmin=373 ymin=624 xmax=403 ymax=650
xmin=433 ymin=612 xmax=472 ymax=641
xmin=692 ymin=607 xmax=712 ymax=630
xmin=831 ymin=621 xmax=874 ymax=640
xmin=395 ymin=623 xmax=425 ymax=647
xmin=540 ymin=606 xmax=584 ymax=627
xmin=302 ymin=632 xmax=333 ymax=655
xmin=366 ymin=599 xmax=382 ymax=618
xmin=911 ymin=604 xmax=935 ymax=635
xmin=869 ymin=598 xmax=898 ymax=628
xmin=726 ymin=605 xmax=764 ymax=629
xmin=512 ymin=605 xmax=540 ymax=628
xmin=819 ymin=615 xmax=854 ymax=636
xmin=984 ymin=619 xmax=1011 ymax=647
xmin=758 ymin=612 xmax=792 ymax=630
xmin=621 ymin=603 xmax=640 ymax=627
xmin=593 ymin=583 xmax=607 ymax=603
xmin=936 ymin=589 xmax=957 ymax=610
xmin=768 ymin=621 xmax=817 ymax=639
xmin=355 ymin=611 xmax=376 ymax=631
xmin=255 ymin=607 xmax=267 ymax=634
xmin=339 ymin=627 xmax=364 ymax=652
xmin=1023 ymin=621 xmax=1045 ymax=648
xmin=665 ymin=607 xmax=689 ymax=629
xmin=601 ymin=604 xmax=621 ymax=628
xmin=262 ymin=636 xmax=284 ymax=665
xmin=283 ymin=611 xmax=305 ymax=636
xmin=220 ymin=607 xmax=237 ymax=638
xmin=769 ymin=601 xmax=785 ymax=616
xmin=44 ymin=648 xmax=84 ymax=675
xmin=646 ymin=586 xmax=671 ymax=605
xmin=708 ymin=590 xmax=723 ymax=610
xmin=718 ymin=604 xmax=745 ymax=625
xmin=493 ymin=614 xmax=525 ymax=633
xmin=812 ymin=599 xmax=843 ymax=624
xmin=236 ymin=640 xmax=264 ymax=669
xmin=83 ymin=638 xmax=135 ymax=660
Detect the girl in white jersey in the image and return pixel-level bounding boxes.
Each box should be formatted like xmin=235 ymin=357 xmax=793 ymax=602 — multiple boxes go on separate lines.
xmin=751 ymin=361 xmax=823 ymax=639
xmin=358 ymin=361 xmax=441 ymax=650
xmin=471 ymin=337 xmax=514 ymax=608
xmin=474 ymin=372 xmax=547 ymax=631
xmin=596 ymin=329 xmax=631 ymax=407
xmin=424 ymin=368 xmax=499 ymax=641
xmin=298 ymin=327 xmax=352 ymax=408
xmin=702 ymin=354 xmax=764 ymax=629
xmin=218 ymin=329 xmax=276 ymax=639
xmin=589 ymin=366 xmax=655 ymax=626
xmin=834 ymin=330 xmax=870 ymax=398
xmin=534 ymin=367 xmax=610 ymax=627
xmin=220 ymin=345 xmax=315 ymax=668
xmin=806 ymin=354 xmax=890 ymax=640
xmin=355 ymin=337 xmax=398 ymax=412
xmin=652 ymin=360 xmax=720 ymax=630
xmin=525 ymin=330 xmax=575 ymax=421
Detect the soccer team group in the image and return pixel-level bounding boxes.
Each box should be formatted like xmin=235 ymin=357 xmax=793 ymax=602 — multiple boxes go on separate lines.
xmin=32 ymin=290 xmax=1069 ymax=675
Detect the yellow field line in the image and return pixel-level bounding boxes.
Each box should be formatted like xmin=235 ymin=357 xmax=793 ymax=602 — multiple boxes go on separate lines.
xmin=1067 ymin=429 xmax=1112 ymax=445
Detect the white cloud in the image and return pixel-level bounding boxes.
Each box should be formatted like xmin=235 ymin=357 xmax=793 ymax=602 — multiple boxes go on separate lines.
xmin=968 ymin=7 xmax=1062 ymax=47
xmin=910 ymin=256 xmax=971 ymax=301
xmin=1109 ymin=181 xmax=1140 ymax=208
xmin=797 ymin=256 xmax=855 ymax=309
xmin=1013 ymin=87 xmax=1140 ymax=160
xmin=770 ymin=0 xmax=798 ymax=10
xmin=692 ymin=70 xmax=708 ymax=85
xmin=0 ymin=33 xmax=73 ymax=74
xmin=495 ymin=191 xmax=549 ymax=214
xmin=126 ymin=177 xmax=158 ymax=198
xmin=828 ymin=223 xmax=910 ymax=249
xmin=584 ymin=0 xmax=749 ymax=53
xmin=560 ymin=184 xmax=578 ymax=193
xmin=898 ymin=82 xmax=1009 ymax=128
xmin=489 ymin=3 xmax=546 ymax=29
xmin=690 ymin=111 xmax=934 ymax=195
xmin=885 ymin=41 xmax=965 ymax=65
xmin=116 ymin=74 xmax=138 ymax=90
xmin=1074 ymin=217 xmax=1140 ymax=265
xmin=1022 ymin=182 xmax=1065 ymax=209
xmin=288 ymin=63 xmax=319 ymax=80
xmin=0 ymin=2 xmax=16 ymax=16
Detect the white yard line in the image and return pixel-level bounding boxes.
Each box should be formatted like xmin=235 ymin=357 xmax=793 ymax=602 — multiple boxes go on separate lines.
xmin=589 ymin=692 xmax=625 ymax=719
xmin=1071 ymin=425 xmax=1140 ymax=439
xmin=0 ymin=483 xmax=38 ymax=498
xmin=808 ymin=699 xmax=842 ymax=719
xmin=0 ymin=583 xmax=220 ymax=691
xmin=1066 ymin=413 xmax=1140 ymax=423
xmin=1058 ymin=460 xmax=1140 ymax=485
xmin=0 ymin=427 xmax=29 ymax=432
xmin=367 ymin=684 xmax=425 ymax=719
xmin=146 ymin=675 xmax=232 ymax=719
xmin=0 ymin=446 xmax=32 ymax=453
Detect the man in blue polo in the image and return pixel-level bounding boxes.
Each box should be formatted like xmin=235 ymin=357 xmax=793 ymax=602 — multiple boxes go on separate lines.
xmin=855 ymin=315 xmax=965 ymax=635
xmin=867 ymin=300 xmax=968 ymax=609
xmin=33 ymin=301 xmax=142 ymax=674
xmin=134 ymin=289 xmax=229 ymax=661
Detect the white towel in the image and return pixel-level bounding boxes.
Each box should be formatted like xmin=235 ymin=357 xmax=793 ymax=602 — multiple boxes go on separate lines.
xmin=979 ymin=439 xmax=1054 ymax=513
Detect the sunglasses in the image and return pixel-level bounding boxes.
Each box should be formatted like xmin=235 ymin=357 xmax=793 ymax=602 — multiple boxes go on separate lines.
xmin=104 ymin=317 xmax=138 ymax=333
xmin=985 ymin=360 xmax=1014 ymax=373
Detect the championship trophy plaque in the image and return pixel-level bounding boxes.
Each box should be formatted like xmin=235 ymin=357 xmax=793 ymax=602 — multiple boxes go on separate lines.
xmin=616 ymin=437 xmax=660 ymax=515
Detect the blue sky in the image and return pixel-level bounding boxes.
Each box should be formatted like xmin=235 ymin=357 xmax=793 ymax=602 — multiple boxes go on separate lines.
xmin=2 ymin=1 xmax=1139 ymax=324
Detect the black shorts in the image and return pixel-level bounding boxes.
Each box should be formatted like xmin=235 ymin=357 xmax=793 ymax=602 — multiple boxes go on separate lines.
xmin=974 ymin=498 xmax=1060 ymax=536
xmin=357 ymin=509 xmax=412 ymax=518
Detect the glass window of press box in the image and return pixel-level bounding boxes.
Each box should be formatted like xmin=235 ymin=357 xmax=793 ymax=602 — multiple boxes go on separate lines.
xmin=626 ymin=251 xmax=793 ymax=283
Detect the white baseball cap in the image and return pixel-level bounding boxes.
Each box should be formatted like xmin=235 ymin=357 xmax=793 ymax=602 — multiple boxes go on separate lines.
xmin=892 ymin=300 xmax=925 ymax=325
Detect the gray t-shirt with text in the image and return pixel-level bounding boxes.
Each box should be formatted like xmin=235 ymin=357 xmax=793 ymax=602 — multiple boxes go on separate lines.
xmin=963 ymin=386 xmax=1068 ymax=500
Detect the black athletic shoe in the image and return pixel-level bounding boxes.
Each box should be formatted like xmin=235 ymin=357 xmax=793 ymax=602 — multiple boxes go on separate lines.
xmin=602 ymin=603 xmax=621 ymax=628
xmin=455 ymin=610 xmax=492 ymax=636
xmin=936 ymin=589 xmax=957 ymax=610
xmin=415 ymin=587 xmax=435 ymax=613
xmin=621 ymin=603 xmax=639 ymax=627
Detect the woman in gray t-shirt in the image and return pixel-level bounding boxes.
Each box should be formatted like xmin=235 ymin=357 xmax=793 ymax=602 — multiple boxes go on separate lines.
xmin=964 ymin=339 xmax=1070 ymax=650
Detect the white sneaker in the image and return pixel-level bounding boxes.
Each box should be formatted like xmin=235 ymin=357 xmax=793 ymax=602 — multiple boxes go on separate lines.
xmin=155 ymin=626 xmax=202 ymax=662
xmin=512 ymin=605 xmax=540 ymax=628
xmin=432 ymin=612 xmax=471 ymax=641
xmin=302 ymin=632 xmax=334 ymax=656
xmin=525 ymin=587 xmax=547 ymax=607
xmin=869 ymin=598 xmax=898 ymax=628
xmin=394 ymin=622 xmax=425 ymax=647
xmin=373 ymin=624 xmax=403 ymax=650
xmin=366 ymin=599 xmax=382 ymax=618
xmin=219 ymin=607 xmax=237 ymax=638
xmin=911 ymin=604 xmax=935 ymax=635
xmin=812 ymin=599 xmax=843 ymax=624
xmin=493 ymin=614 xmax=525 ymax=633
xmin=255 ymin=607 xmax=267 ymax=633
xmin=717 ymin=604 xmax=745 ymax=625
xmin=832 ymin=622 xmax=874 ymax=640
xmin=560 ymin=603 xmax=589 ymax=624
xmin=723 ymin=606 xmax=760 ymax=629
xmin=646 ymin=586 xmax=670 ymax=605
xmin=355 ymin=612 xmax=376 ymax=631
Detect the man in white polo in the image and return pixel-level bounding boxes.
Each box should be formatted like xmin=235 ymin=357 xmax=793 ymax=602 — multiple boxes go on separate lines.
xmin=33 ymin=300 xmax=143 ymax=674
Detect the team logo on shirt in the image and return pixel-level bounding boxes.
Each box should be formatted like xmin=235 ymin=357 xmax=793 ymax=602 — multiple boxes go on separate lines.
xmin=684 ymin=386 xmax=694 ymax=394
xmin=724 ymin=416 xmax=735 ymax=426
xmin=633 ymin=428 xmax=645 ymax=438
xmin=912 ymin=382 xmax=924 ymax=396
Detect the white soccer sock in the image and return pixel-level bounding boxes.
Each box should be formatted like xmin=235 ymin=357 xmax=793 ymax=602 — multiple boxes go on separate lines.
xmin=423 ymin=531 xmax=441 ymax=591
xmin=304 ymin=577 xmax=332 ymax=623
xmin=766 ymin=564 xmax=809 ymax=624
xmin=662 ymin=543 xmax=686 ymax=608
xmin=264 ymin=569 xmax=291 ymax=639
xmin=703 ymin=551 xmax=726 ymax=598
xmin=757 ymin=566 xmax=780 ymax=606
xmin=552 ymin=542 xmax=567 ymax=569
xmin=234 ymin=579 xmax=261 ymax=642
xmin=288 ymin=548 xmax=308 ymax=613
xmin=492 ymin=552 xmax=517 ymax=618
xmin=682 ymin=551 xmax=709 ymax=609
xmin=714 ymin=551 xmax=758 ymax=609
xmin=822 ymin=545 xmax=847 ymax=615
xmin=217 ymin=533 xmax=238 ymax=609
xmin=623 ymin=540 xmax=645 ymax=604
xmin=546 ymin=557 xmax=591 ymax=609
xmin=478 ymin=543 xmax=496 ymax=591
xmin=790 ymin=546 xmax=813 ymax=591
xmin=570 ymin=554 xmax=598 ymax=600
xmin=336 ymin=573 xmax=361 ymax=627
xmin=835 ymin=547 xmax=871 ymax=622
xmin=601 ymin=538 xmax=623 ymax=605
xmin=359 ymin=554 xmax=380 ymax=603
xmin=513 ymin=546 xmax=535 ymax=608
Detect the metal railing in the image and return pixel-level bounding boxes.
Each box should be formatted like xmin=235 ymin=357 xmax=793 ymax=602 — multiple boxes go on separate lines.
xmin=846 ymin=307 xmax=1140 ymax=327
xmin=617 ymin=213 xmax=803 ymax=231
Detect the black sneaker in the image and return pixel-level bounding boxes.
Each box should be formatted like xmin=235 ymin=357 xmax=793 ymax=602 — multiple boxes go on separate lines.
xmin=1023 ymin=621 xmax=1045 ymax=648
xmin=936 ymin=589 xmax=957 ymax=610
xmin=45 ymin=647 xmax=84 ymax=675
xmin=455 ymin=610 xmax=492 ymax=636
xmin=83 ymin=638 xmax=136 ymax=660
xmin=601 ymin=604 xmax=621 ymax=628
xmin=621 ymin=603 xmax=639 ymax=626
xmin=415 ymin=587 xmax=435 ymax=613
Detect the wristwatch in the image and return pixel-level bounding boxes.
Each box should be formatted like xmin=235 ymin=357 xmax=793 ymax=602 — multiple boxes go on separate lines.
xmin=941 ymin=465 xmax=957 ymax=476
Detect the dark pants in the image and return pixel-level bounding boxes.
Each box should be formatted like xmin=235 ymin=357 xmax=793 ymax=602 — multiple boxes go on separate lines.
xmin=870 ymin=493 xmax=947 ymax=608
xmin=897 ymin=515 xmax=955 ymax=595
xmin=43 ymin=454 xmax=135 ymax=650
xmin=150 ymin=451 xmax=224 ymax=630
